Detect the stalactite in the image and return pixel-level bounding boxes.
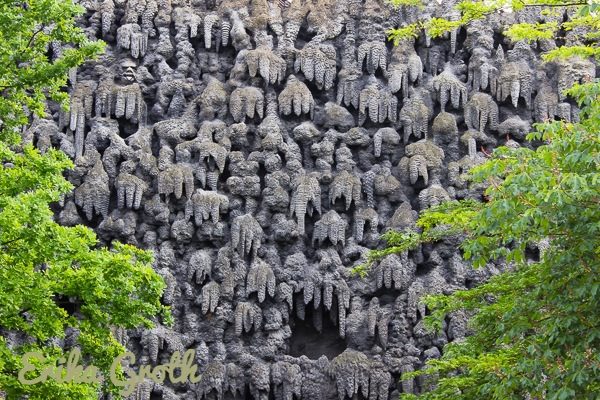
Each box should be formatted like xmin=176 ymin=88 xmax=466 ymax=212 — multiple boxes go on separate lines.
xmin=201 ymin=281 xmax=221 ymax=314
xmin=278 ymin=75 xmax=315 ymax=118
xmin=290 ymin=174 xmax=321 ymax=235
xmin=294 ymin=42 xmax=337 ymax=90
xmin=232 ymin=214 xmax=263 ymax=257
xmin=329 ymin=171 xmax=362 ymax=210
xmin=247 ymin=258 xmax=276 ymax=303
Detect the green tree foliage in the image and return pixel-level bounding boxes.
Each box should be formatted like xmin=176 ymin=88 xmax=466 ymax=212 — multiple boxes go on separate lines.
xmin=358 ymin=2 xmax=600 ymax=398
xmin=0 ymin=0 xmax=104 ymax=142
xmin=387 ymin=0 xmax=600 ymax=61
xmin=0 ymin=2 xmax=169 ymax=399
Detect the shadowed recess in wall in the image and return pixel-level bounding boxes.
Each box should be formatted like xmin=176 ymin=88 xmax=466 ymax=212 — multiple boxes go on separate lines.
xmin=289 ymin=303 xmax=347 ymax=360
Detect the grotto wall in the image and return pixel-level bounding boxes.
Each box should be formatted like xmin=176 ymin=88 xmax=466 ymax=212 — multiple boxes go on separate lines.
xmin=29 ymin=0 xmax=597 ymax=399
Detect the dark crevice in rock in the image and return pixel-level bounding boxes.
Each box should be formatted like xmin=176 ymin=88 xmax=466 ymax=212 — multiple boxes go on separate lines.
xmin=289 ymin=303 xmax=347 ymax=360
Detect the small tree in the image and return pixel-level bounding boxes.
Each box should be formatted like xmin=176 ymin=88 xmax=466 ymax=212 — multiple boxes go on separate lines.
xmin=387 ymin=0 xmax=600 ymax=61
xmin=357 ymin=1 xmax=600 ymax=399
xmin=0 ymin=2 xmax=169 ymax=399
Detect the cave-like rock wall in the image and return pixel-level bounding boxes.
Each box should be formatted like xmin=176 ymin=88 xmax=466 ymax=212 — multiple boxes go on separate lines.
xmin=28 ymin=0 xmax=596 ymax=399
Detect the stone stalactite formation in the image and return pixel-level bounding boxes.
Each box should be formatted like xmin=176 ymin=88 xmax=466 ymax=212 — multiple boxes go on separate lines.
xmin=31 ymin=0 xmax=596 ymax=399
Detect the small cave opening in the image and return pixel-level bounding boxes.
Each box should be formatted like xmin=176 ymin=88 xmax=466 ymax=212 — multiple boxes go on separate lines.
xmin=415 ymin=261 xmax=436 ymax=277
xmin=524 ymin=243 xmax=542 ymax=263
xmin=150 ymin=391 xmax=162 ymax=400
xmin=455 ymin=26 xmax=468 ymax=55
xmin=369 ymin=289 xmax=401 ymax=306
xmin=302 ymin=209 xmax=320 ymax=241
xmin=288 ymin=299 xmax=347 ymax=360
xmin=116 ymin=116 xmax=141 ymax=138
xmin=53 ymin=294 xmax=78 ymax=317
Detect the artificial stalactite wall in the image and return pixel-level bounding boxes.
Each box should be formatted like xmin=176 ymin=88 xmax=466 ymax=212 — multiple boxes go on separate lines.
xmin=27 ymin=0 xmax=596 ymax=399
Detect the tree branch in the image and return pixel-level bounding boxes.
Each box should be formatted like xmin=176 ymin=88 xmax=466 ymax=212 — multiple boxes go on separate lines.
xmin=26 ymin=25 xmax=45 ymax=49
xmin=0 ymin=236 xmax=24 ymax=247
xmin=522 ymin=1 xmax=587 ymax=6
